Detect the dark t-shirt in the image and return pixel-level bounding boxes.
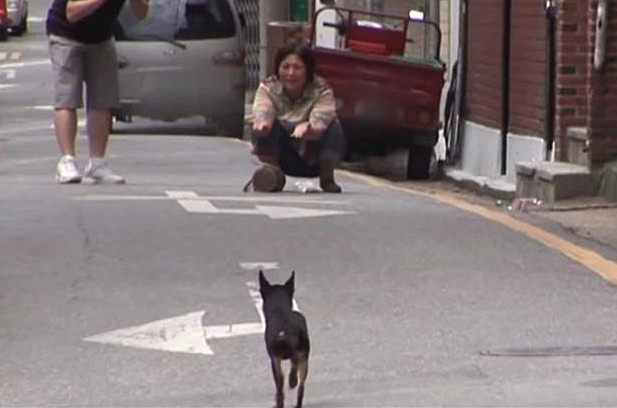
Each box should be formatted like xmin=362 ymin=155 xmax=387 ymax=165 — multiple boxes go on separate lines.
xmin=46 ymin=0 xmax=126 ymax=44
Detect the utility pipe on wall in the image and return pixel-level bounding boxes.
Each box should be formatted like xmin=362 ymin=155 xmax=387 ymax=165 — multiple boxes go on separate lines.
xmin=544 ymin=0 xmax=556 ymax=160
xmin=500 ymin=0 xmax=512 ymax=175
xmin=594 ymin=0 xmax=608 ymax=71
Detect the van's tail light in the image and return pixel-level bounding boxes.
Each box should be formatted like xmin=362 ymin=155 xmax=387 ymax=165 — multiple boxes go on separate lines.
xmin=212 ymin=50 xmax=245 ymax=66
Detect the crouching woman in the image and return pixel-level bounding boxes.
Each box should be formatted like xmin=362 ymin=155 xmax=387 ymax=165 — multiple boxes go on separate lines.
xmin=250 ymin=43 xmax=346 ymax=193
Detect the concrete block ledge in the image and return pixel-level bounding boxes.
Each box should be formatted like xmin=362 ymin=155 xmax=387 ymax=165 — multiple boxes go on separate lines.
xmin=515 ymin=161 xmax=597 ymax=202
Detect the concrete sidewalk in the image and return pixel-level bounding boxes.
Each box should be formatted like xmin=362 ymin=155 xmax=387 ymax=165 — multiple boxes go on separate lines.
xmin=441 ymin=167 xmax=617 ymax=253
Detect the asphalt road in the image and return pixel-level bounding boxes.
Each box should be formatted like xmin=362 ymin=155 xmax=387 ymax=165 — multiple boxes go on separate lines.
xmin=2 ymin=9 xmax=617 ymax=407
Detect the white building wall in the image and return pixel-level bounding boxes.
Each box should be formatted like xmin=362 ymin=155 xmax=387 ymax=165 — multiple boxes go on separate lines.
xmin=461 ymin=121 xmax=546 ymax=183
xmin=460 ymin=121 xmax=502 ymax=177
xmin=506 ymin=133 xmax=546 ymax=182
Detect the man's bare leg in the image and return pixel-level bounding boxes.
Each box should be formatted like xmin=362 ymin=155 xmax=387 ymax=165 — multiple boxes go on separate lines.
xmin=54 ymin=108 xmax=77 ymax=156
xmin=53 ymin=108 xmax=82 ymax=183
xmin=87 ymin=108 xmax=111 ymax=158
xmin=84 ymin=108 xmax=124 ymax=183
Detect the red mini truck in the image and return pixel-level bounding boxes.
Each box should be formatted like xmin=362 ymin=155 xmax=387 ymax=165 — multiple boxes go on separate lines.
xmin=311 ymin=6 xmax=445 ymax=179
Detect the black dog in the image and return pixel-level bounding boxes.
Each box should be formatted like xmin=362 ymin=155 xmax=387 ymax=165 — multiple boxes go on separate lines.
xmin=259 ymin=271 xmax=310 ymax=408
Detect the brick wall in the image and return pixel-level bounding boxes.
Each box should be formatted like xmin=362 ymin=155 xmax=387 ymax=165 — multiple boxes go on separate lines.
xmin=588 ymin=0 xmax=617 ymax=167
xmin=556 ymin=0 xmax=617 ymax=167
xmin=509 ymin=0 xmax=547 ymax=136
xmin=464 ymin=0 xmax=504 ymax=129
xmin=555 ymin=0 xmax=592 ymax=161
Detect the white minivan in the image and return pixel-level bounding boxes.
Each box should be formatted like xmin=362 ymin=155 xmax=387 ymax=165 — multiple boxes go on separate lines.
xmin=113 ymin=0 xmax=246 ymax=137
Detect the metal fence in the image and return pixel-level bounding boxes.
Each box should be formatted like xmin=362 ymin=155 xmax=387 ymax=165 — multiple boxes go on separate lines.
xmin=236 ymin=0 xmax=260 ymax=91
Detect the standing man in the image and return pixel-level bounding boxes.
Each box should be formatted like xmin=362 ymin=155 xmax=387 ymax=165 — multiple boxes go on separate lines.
xmin=46 ymin=0 xmax=148 ymax=184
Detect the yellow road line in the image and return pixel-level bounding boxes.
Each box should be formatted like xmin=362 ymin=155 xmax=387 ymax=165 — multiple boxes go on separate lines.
xmin=341 ymin=170 xmax=617 ymax=283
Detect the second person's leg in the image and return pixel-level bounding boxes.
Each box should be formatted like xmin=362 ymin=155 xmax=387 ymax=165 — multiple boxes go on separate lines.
xmin=83 ymin=39 xmax=124 ymax=184
xmin=49 ymin=35 xmax=85 ymax=184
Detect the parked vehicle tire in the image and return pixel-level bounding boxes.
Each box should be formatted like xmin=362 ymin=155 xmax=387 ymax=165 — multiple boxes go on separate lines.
xmin=0 ymin=25 xmax=7 ymax=41
xmin=407 ymin=144 xmax=433 ymax=180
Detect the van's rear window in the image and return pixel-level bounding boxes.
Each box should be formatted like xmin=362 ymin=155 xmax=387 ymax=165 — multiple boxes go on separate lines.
xmin=115 ymin=0 xmax=236 ymax=41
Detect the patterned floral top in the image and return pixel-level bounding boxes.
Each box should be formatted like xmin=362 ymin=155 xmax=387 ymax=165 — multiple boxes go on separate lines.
xmin=252 ymin=75 xmax=337 ymax=134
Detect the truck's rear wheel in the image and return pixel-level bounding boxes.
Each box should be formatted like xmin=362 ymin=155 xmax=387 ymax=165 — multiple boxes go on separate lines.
xmin=407 ymin=145 xmax=433 ymax=180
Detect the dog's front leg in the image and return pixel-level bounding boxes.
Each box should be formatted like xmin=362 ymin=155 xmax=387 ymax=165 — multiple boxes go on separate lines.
xmin=270 ymin=357 xmax=285 ymax=408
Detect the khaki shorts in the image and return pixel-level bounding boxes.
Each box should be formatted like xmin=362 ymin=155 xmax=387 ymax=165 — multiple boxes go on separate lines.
xmin=49 ymin=35 xmax=120 ymax=109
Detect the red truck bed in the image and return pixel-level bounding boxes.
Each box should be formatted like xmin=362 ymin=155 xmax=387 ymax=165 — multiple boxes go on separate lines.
xmin=314 ymin=47 xmax=444 ymax=133
xmin=311 ymin=6 xmax=446 ymax=178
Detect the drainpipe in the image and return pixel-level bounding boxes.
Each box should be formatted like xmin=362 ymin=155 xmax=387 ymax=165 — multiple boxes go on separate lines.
xmin=544 ymin=0 xmax=556 ymax=160
xmin=500 ymin=0 xmax=512 ymax=175
xmin=594 ymin=0 xmax=608 ymax=71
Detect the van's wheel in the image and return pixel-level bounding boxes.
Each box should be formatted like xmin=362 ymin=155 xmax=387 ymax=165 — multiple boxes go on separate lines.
xmin=217 ymin=113 xmax=245 ymax=139
xmin=0 ymin=26 xmax=7 ymax=41
xmin=407 ymin=145 xmax=433 ymax=180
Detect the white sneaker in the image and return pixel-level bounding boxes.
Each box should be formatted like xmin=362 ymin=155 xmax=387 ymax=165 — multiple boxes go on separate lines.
xmin=55 ymin=155 xmax=82 ymax=184
xmin=84 ymin=162 xmax=125 ymax=184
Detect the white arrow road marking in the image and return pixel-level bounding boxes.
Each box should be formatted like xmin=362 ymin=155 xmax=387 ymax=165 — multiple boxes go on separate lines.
xmin=247 ymin=281 xmax=266 ymax=326
xmin=165 ymin=191 xmax=349 ymax=206
xmin=84 ymin=280 xmax=300 ymax=355
xmin=239 ymin=262 xmax=280 ymax=271
xmin=0 ymin=69 xmax=16 ymax=80
xmin=80 ymin=193 xmax=348 ymax=205
xmin=77 ymin=191 xmax=355 ymax=220
xmin=0 ymin=52 xmax=19 ymax=61
xmin=256 ymin=205 xmax=352 ymax=219
xmin=0 ymin=59 xmax=50 ymax=69
xmin=84 ymin=311 xmax=213 ymax=355
xmin=165 ymin=191 xmax=355 ymax=219
xmin=204 ymin=322 xmax=263 ymax=340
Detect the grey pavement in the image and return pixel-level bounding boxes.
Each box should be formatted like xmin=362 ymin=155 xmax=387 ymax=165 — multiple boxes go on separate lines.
xmin=3 ymin=128 xmax=617 ymax=406
xmin=244 ymin=102 xmax=617 ymax=254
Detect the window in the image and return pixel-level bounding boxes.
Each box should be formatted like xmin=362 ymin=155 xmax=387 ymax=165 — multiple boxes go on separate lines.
xmin=115 ymin=0 xmax=236 ymax=41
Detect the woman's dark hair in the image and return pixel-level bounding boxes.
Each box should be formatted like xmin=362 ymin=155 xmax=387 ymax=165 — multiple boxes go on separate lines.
xmin=273 ymin=43 xmax=316 ymax=83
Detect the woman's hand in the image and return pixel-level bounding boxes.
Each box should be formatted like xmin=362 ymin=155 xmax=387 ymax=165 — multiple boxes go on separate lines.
xmin=253 ymin=118 xmax=272 ymax=136
xmin=291 ymin=122 xmax=311 ymax=139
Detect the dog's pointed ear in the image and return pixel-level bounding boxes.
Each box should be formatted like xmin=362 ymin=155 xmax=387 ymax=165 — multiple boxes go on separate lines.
xmin=285 ymin=271 xmax=295 ymax=293
xmin=259 ymin=270 xmax=270 ymax=290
